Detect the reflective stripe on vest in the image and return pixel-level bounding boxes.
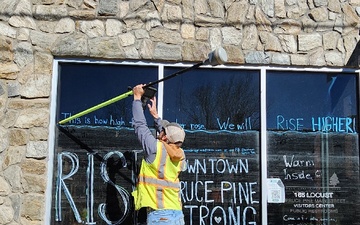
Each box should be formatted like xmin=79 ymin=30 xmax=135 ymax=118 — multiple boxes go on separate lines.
xmin=138 ymin=176 xmax=180 ymax=189
xmin=157 ymin=143 xmax=166 ymax=179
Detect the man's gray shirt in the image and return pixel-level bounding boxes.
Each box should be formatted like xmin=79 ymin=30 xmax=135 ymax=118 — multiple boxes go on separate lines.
xmin=132 ymin=100 xmax=162 ymax=164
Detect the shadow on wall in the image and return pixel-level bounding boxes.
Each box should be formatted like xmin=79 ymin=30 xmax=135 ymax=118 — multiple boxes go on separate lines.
xmin=346 ymin=39 xmax=360 ymax=67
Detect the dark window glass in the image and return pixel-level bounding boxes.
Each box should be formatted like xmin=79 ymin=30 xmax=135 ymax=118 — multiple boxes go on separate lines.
xmin=266 ymin=72 xmax=357 ymax=132
xmin=163 ymin=67 xmax=261 ymax=224
xmin=58 ymin=62 xmax=158 ymax=126
xmin=54 ymin=63 xmax=158 ymax=225
xmin=266 ymin=71 xmax=360 ymax=225
xmin=163 ymin=67 xmax=260 ymax=131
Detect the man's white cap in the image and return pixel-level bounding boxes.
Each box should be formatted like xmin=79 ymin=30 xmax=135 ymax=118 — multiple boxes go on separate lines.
xmin=160 ymin=120 xmax=185 ymax=143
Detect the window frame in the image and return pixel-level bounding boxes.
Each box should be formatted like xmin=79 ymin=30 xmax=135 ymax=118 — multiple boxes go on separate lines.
xmin=46 ymin=58 xmax=360 ymax=224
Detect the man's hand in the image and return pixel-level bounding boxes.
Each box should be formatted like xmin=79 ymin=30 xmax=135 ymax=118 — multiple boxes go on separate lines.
xmin=133 ymin=84 xmax=145 ymax=100
xmin=148 ymin=97 xmax=159 ymax=119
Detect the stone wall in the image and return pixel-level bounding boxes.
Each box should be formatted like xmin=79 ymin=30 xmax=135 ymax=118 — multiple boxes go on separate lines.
xmin=0 ymin=0 xmax=360 ymax=224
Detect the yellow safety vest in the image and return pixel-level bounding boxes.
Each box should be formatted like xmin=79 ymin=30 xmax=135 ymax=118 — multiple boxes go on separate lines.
xmin=132 ymin=141 xmax=184 ymax=210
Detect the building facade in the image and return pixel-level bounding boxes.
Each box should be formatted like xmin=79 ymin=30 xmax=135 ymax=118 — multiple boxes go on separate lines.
xmin=1 ymin=0 xmax=360 ymax=224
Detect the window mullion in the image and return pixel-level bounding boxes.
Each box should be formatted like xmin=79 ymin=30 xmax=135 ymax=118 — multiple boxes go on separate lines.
xmin=260 ymin=67 xmax=268 ymax=225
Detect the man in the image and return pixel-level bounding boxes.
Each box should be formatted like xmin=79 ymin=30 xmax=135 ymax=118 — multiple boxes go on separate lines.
xmin=131 ymin=84 xmax=186 ymax=225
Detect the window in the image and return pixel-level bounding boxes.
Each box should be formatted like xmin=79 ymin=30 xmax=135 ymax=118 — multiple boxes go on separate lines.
xmin=163 ymin=67 xmax=260 ymax=224
xmin=267 ymin=71 xmax=359 ymax=224
xmin=49 ymin=60 xmax=360 ymax=225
